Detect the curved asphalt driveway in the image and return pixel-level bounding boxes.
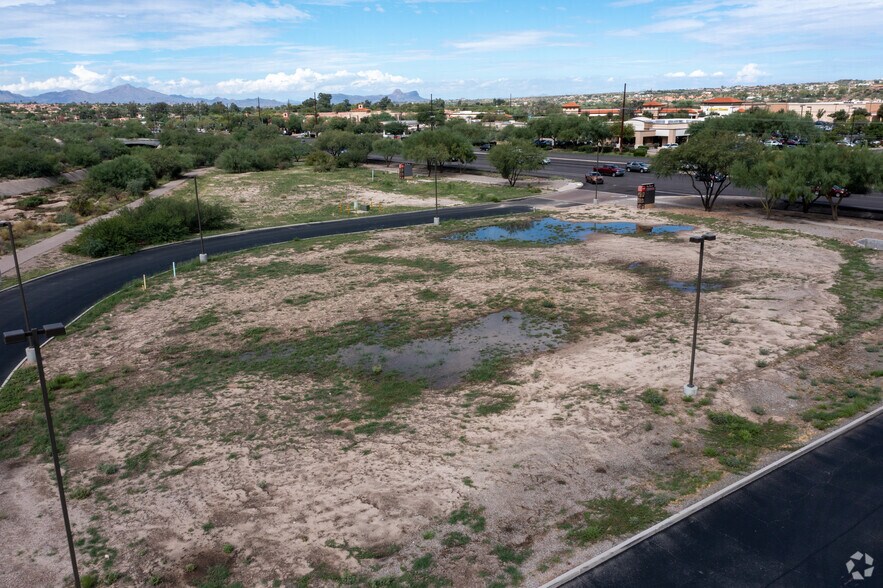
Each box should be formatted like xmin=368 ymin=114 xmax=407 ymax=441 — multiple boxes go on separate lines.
xmin=0 ymin=203 xmax=531 ymax=382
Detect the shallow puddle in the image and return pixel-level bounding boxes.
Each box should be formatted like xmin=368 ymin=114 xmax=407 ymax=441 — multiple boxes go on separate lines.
xmin=627 ymin=262 xmax=723 ymax=293
xmin=338 ymin=311 xmax=565 ymax=388
xmin=447 ymin=218 xmax=693 ymax=244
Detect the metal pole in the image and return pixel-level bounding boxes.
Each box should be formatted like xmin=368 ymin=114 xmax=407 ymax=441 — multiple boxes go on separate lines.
xmin=619 ymin=83 xmax=627 ymax=154
xmin=31 ymin=334 xmax=81 ymax=588
xmin=688 ymin=239 xmax=705 ymax=387
xmin=1 ymin=222 xmax=80 ymax=588
xmin=193 ymin=178 xmax=207 ymax=263
xmin=594 ymin=144 xmax=600 ymax=205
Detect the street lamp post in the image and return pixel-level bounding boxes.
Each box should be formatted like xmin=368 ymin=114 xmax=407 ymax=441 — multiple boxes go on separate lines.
xmin=434 ymin=159 xmax=440 ymax=225
xmin=594 ymin=143 xmax=601 ymax=205
xmin=192 ymin=178 xmax=207 ymax=263
xmin=0 ymin=221 xmax=81 ymax=588
xmin=684 ymin=233 xmax=716 ymax=397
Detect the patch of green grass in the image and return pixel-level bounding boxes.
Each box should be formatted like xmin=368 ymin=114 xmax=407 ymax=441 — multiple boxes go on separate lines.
xmin=123 ymin=444 xmax=160 ymax=477
xmin=800 ymin=383 xmax=880 ymax=430
xmin=701 ymin=411 xmax=795 ymax=472
xmin=442 ymin=531 xmax=471 ymax=548
xmin=186 ymin=309 xmax=220 ymax=332
xmin=464 ymin=351 xmax=513 ymax=384
xmin=819 ymin=241 xmax=883 ymax=343
xmin=416 ymin=288 xmax=448 ymax=302
xmin=0 ymin=366 xmax=38 ymax=413
xmin=493 ymin=545 xmax=532 ymax=565
xmin=324 ymin=539 xmax=401 ymax=561
xmin=448 ymin=503 xmax=486 ymax=532
xmin=656 ymin=469 xmax=722 ymax=496
xmin=197 ymin=564 xmax=243 ymax=588
xmin=347 ymin=253 xmax=457 ymax=276
xmin=561 ymin=495 xmax=667 ymax=546
xmin=474 ymin=393 xmax=517 ymax=417
xmin=639 ymin=388 xmax=667 ymax=414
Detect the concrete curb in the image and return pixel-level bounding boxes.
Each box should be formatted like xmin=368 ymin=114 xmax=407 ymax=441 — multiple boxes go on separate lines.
xmin=539 ymin=402 xmax=883 ymax=588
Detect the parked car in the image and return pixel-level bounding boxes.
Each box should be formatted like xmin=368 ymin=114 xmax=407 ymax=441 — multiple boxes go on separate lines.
xmin=625 ymin=161 xmax=651 ymax=173
xmin=695 ymin=172 xmax=727 ymax=183
xmin=763 ymin=139 xmax=783 ymax=148
xmin=593 ymin=164 xmax=625 ymax=177
xmin=534 ymin=139 xmax=553 ymax=149
xmin=542 ymin=157 xmax=551 ymax=165
xmin=814 ymin=185 xmax=850 ymax=198
xmin=585 ymin=171 xmax=604 ymax=184
xmin=659 ymin=143 xmax=679 ymax=149
xmin=479 ymin=143 xmax=492 ymax=151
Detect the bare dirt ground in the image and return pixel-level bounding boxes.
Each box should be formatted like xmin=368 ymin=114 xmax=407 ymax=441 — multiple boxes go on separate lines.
xmin=1 ymin=199 xmax=881 ymax=587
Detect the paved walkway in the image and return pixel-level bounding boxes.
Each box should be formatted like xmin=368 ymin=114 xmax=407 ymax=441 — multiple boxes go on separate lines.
xmin=0 ymin=169 xmax=87 ymax=199
xmin=0 ymin=169 xmax=211 ymax=274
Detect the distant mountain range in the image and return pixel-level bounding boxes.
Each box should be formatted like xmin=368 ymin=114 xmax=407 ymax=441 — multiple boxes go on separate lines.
xmin=0 ymin=84 xmax=428 ymax=107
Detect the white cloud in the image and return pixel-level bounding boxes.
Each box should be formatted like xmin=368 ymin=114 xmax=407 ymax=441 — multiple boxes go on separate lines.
xmin=664 ymin=71 xmax=687 ymax=78
xmin=711 ymin=71 xmax=724 ymax=77
xmin=0 ymin=64 xmax=108 ymax=93
xmin=735 ymin=63 xmax=766 ymax=83
xmin=375 ymin=4 xmax=384 ymax=11
xmin=450 ymin=30 xmax=576 ymax=52
xmin=0 ymin=0 xmax=53 ymax=6
xmin=688 ymin=69 xmax=706 ymax=77
xmin=214 ymin=68 xmax=422 ymax=96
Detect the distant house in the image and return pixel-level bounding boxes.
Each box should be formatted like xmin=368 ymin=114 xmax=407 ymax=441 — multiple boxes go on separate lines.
xmin=628 ymin=117 xmax=692 ymax=147
xmin=581 ymin=108 xmax=621 ymax=118
xmin=562 ymin=102 xmax=581 ymax=115
xmin=641 ymin=100 xmax=666 ymax=117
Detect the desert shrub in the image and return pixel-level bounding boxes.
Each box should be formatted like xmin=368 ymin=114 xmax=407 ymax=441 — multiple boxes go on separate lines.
xmin=216 ymin=147 xmax=261 ymax=173
xmin=91 ymin=138 xmax=130 ymax=161
xmin=62 ymin=142 xmax=101 ymax=168
xmin=68 ymin=193 xmax=94 ymax=216
xmin=67 ymin=196 xmax=233 ymax=257
xmin=305 ymin=150 xmax=336 ymax=172
xmin=126 ymin=179 xmax=146 ymax=197
xmin=54 ymin=210 xmax=78 ymax=226
xmin=135 ymin=146 xmax=193 ymax=180
xmin=87 ymin=155 xmax=156 ymax=194
xmin=18 ymin=195 xmax=47 ymax=209
xmin=634 ymin=145 xmax=649 ymax=157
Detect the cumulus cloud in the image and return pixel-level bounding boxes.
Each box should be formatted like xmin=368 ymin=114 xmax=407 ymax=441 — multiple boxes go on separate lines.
xmin=664 ymin=71 xmax=687 ymax=78
xmin=735 ymin=63 xmax=766 ymax=83
xmin=711 ymin=71 xmax=724 ymax=77
xmin=0 ymin=64 xmax=109 ymax=93
xmin=214 ymin=68 xmax=422 ymax=96
xmin=688 ymin=69 xmax=706 ymax=77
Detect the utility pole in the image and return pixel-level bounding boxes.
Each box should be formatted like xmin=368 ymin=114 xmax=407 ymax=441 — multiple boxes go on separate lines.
xmin=257 ymin=96 xmax=262 ymax=125
xmin=619 ymin=83 xmax=627 ymax=154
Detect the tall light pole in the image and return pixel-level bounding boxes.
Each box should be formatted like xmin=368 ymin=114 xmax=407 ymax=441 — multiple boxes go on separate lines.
xmin=192 ymin=178 xmax=207 ymax=264
xmin=594 ymin=142 xmax=601 ymax=205
xmin=684 ymin=233 xmax=716 ymax=397
xmin=0 ymin=221 xmax=81 ymax=588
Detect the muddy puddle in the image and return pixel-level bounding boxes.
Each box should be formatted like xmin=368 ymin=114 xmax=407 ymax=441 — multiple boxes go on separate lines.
xmin=338 ymin=311 xmax=566 ymax=388
xmin=447 ymin=218 xmax=693 ymax=244
xmin=627 ymin=262 xmax=724 ymax=293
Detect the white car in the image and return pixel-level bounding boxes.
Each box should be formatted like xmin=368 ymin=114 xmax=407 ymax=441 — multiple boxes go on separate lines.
xmin=542 ymin=157 xmax=551 ymax=165
xmin=659 ymin=143 xmax=679 ymax=149
xmin=763 ymin=139 xmax=783 ymax=148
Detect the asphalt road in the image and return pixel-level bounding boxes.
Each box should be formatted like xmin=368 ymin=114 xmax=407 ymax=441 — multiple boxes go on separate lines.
xmin=439 ymin=151 xmax=883 ymax=214
xmin=0 ymin=202 xmax=531 ymax=382
xmin=558 ymin=410 xmax=883 ymax=588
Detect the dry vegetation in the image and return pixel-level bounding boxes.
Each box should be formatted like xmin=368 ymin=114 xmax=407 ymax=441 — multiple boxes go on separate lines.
xmin=1 ymin=195 xmax=882 ymax=587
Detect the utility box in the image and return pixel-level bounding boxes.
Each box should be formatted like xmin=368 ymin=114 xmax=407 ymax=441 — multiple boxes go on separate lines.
xmin=637 ymin=183 xmax=656 ymax=209
xmin=398 ymin=162 xmax=413 ymax=178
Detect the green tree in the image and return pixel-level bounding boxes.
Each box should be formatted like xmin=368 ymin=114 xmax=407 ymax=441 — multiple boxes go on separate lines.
xmin=401 ymin=128 xmax=471 ymax=171
xmin=372 ymin=138 xmax=402 ymax=166
xmin=653 ymin=130 xmax=762 ymax=211
xmin=87 ymin=155 xmax=156 ymax=194
xmin=315 ymin=129 xmax=353 ymax=158
xmin=376 ymin=96 xmax=392 ymax=110
xmin=487 ymin=139 xmax=546 ymax=187
xmin=317 ymin=93 xmax=333 ymax=112
xmin=415 ymin=102 xmax=446 ymax=129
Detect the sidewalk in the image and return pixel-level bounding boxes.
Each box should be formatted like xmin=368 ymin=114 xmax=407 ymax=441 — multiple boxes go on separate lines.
xmin=0 ymin=169 xmax=211 ymax=275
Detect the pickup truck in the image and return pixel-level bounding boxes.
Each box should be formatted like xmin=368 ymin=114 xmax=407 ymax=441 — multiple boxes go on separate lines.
xmin=593 ymin=164 xmax=625 ymax=177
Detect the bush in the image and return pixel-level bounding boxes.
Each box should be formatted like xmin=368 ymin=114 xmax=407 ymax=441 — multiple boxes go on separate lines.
xmin=54 ymin=210 xmax=78 ymax=226
xmin=87 ymin=155 xmax=156 ymax=194
xmin=68 ymin=193 xmax=94 ymax=216
xmin=305 ymin=150 xmax=336 ymax=172
xmin=135 ymin=147 xmax=193 ymax=180
xmin=634 ymin=145 xmax=649 ymax=157
xmin=63 ymin=142 xmax=101 ymax=168
xmin=67 ymin=196 xmax=233 ymax=257
xmin=18 ymin=195 xmax=47 ymax=209
xmin=216 ymin=147 xmax=261 ymax=173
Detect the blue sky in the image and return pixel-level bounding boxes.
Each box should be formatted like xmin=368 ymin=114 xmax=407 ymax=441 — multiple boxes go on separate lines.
xmin=0 ymin=0 xmax=881 ymax=100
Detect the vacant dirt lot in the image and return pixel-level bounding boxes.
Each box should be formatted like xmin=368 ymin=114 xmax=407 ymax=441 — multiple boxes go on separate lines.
xmin=1 ymin=201 xmax=881 ymax=587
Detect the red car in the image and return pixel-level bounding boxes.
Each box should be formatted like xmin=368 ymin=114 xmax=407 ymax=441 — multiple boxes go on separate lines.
xmin=593 ymin=164 xmax=625 ymax=177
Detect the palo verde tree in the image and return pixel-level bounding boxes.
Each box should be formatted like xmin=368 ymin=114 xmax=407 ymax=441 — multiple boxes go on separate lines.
xmin=372 ymin=138 xmax=402 ymax=166
xmin=653 ymin=130 xmax=762 ymax=211
xmin=401 ymin=128 xmax=472 ymax=171
xmin=487 ymin=139 xmax=546 ymax=187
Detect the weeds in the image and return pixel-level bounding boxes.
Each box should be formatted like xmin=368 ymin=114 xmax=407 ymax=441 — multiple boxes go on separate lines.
xmin=561 ymin=495 xmax=667 ymax=546
xmin=701 ymin=412 xmax=795 ymax=472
